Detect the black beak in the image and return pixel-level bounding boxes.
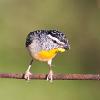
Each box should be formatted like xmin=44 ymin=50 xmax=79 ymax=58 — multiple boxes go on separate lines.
xmin=64 ymin=44 xmax=70 ymax=50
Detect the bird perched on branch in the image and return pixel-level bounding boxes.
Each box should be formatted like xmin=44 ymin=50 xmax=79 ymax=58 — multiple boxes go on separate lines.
xmin=24 ymin=30 xmax=70 ymax=82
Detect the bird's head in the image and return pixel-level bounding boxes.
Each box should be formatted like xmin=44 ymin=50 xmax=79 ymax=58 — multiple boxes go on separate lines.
xmin=47 ymin=30 xmax=70 ymax=52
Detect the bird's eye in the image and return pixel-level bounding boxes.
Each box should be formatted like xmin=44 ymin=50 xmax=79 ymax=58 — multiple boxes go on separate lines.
xmin=53 ymin=40 xmax=56 ymax=43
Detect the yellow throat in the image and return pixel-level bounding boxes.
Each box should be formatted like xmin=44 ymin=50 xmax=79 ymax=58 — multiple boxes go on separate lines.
xmin=37 ymin=48 xmax=65 ymax=61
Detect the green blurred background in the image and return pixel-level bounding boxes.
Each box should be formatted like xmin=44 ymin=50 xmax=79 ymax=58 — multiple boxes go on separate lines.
xmin=0 ymin=0 xmax=100 ymax=100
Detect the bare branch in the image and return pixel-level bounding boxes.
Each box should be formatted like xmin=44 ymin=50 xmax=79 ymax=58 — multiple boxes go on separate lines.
xmin=0 ymin=73 xmax=99 ymax=80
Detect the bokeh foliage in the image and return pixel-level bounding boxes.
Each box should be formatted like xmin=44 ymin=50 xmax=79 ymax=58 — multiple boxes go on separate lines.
xmin=0 ymin=0 xmax=100 ymax=100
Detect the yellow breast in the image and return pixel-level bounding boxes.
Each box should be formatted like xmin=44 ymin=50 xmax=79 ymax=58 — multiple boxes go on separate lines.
xmin=34 ymin=48 xmax=65 ymax=61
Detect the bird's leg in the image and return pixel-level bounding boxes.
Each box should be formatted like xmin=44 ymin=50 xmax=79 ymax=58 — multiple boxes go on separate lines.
xmin=47 ymin=59 xmax=53 ymax=82
xmin=24 ymin=59 xmax=33 ymax=80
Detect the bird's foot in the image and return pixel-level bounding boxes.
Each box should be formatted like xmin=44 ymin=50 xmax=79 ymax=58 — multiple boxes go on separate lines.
xmin=24 ymin=70 xmax=32 ymax=80
xmin=47 ymin=70 xmax=53 ymax=83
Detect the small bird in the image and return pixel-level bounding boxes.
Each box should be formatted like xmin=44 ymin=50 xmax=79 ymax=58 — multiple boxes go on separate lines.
xmin=24 ymin=30 xmax=70 ymax=82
